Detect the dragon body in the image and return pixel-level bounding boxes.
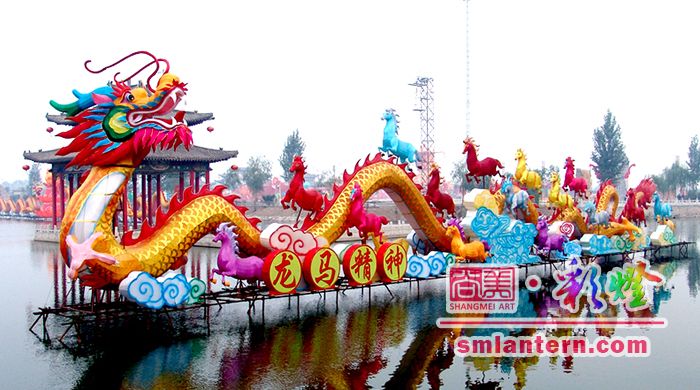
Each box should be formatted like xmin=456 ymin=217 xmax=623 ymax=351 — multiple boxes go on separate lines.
xmin=595 ymin=180 xmax=619 ymax=219
xmin=305 ymin=154 xmax=451 ymax=251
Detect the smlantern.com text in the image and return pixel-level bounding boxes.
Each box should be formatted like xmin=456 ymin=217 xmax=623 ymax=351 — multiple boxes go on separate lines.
xmin=454 ymin=333 xmax=650 ymax=357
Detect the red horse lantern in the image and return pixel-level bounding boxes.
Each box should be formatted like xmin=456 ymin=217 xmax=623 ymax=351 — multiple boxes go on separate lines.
xmin=424 ymin=164 xmax=455 ymax=220
xmin=462 ymin=137 xmax=503 ymax=184
xmin=563 ymin=157 xmax=588 ymax=198
xmin=281 ymin=156 xmax=324 ymax=228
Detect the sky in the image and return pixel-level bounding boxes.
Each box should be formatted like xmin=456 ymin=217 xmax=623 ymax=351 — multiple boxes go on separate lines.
xmin=2 ymin=0 xmax=700 ymax=187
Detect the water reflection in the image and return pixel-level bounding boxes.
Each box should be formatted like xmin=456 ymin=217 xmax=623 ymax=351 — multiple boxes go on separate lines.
xmin=16 ymin=220 xmax=700 ymax=389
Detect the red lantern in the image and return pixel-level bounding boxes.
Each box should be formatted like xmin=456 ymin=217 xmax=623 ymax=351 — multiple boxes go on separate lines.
xmin=207 ymin=126 xmax=214 ymax=132
xmin=230 ymin=165 xmax=238 ymax=171
xmin=22 ymin=165 xmax=30 ymax=171
xmin=46 ymin=127 xmax=53 ymax=133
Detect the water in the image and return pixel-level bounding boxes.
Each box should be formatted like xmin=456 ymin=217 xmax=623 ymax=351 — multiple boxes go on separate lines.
xmin=2 ymin=220 xmax=700 ymax=389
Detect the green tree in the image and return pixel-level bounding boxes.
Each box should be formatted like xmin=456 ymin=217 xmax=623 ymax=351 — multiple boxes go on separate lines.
xmin=245 ymin=156 xmax=272 ymax=209
xmin=26 ymin=163 xmax=41 ymax=197
xmin=687 ymin=135 xmax=700 ymax=189
xmin=279 ymin=129 xmax=306 ymax=182
xmin=591 ymin=110 xmax=629 ymax=187
xmin=653 ymin=157 xmax=692 ymax=198
xmin=218 ymin=168 xmax=242 ymax=189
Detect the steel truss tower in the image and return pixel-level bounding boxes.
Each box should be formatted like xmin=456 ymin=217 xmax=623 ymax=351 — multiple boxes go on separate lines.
xmin=409 ymin=76 xmax=435 ymax=188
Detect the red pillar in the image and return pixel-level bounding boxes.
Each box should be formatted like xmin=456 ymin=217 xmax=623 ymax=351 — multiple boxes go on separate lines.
xmin=156 ymin=174 xmax=162 ymax=213
xmin=121 ymin=184 xmax=128 ymax=233
xmin=59 ymin=173 xmax=65 ymax=221
xmin=68 ymin=174 xmax=74 ymax=199
xmin=132 ymin=175 xmax=138 ymax=230
xmin=178 ymin=172 xmax=184 ymax=201
xmin=205 ymin=170 xmax=210 ymax=188
xmin=190 ymin=170 xmax=196 ymax=193
xmin=51 ymin=170 xmax=57 ymax=229
xmin=147 ymin=174 xmax=153 ymax=226
xmin=141 ymin=174 xmax=147 ymax=227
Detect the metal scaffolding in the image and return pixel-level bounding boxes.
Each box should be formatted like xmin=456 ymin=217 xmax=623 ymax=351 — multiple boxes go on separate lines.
xmin=409 ymin=77 xmax=435 ymax=187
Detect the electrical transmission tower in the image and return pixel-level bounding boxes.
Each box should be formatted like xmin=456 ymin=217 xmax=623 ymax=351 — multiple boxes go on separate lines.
xmin=464 ymin=0 xmax=471 ymax=138
xmin=409 ymin=77 xmax=435 ymax=187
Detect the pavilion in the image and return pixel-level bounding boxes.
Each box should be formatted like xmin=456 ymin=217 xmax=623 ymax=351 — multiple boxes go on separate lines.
xmin=24 ymin=111 xmax=237 ymax=232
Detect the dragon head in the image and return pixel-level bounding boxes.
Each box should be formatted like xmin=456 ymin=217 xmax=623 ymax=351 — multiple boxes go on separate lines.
xmin=52 ymin=52 xmax=193 ymax=167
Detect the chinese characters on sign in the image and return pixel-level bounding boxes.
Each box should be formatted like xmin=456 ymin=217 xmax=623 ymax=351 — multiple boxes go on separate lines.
xmin=342 ymin=244 xmax=377 ymax=286
xmin=376 ymin=242 xmax=407 ymax=282
xmin=263 ymin=250 xmax=302 ymax=295
xmin=447 ymin=265 xmax=518 ymax=313
xmin=303 ymin=247 xmax=340 ymax=290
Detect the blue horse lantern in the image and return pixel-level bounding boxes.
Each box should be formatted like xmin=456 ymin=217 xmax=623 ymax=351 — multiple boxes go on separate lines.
xmin=652 ymin=192 xmax=672 ymax=222
xmin=380 ymin=109 xmax=421 ymax=164
xmin=501 ymin=176 xmax=530 ymax=218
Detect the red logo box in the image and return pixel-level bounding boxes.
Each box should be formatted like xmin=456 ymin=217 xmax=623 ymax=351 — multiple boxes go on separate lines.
xmin=447 ymin=265 xmax=518 ymax=313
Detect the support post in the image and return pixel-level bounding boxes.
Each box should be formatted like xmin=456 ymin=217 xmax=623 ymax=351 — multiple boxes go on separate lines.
xmin=132 ymin=175 xmax=138 ymax=230
xmin=121 ymin=184 xmax=128 ymax=233
xmin=141 ymin=174 xmax=147 ymax=227
xmin=147 ymin=174 xmax=153 ymax=226
xmin=58 ymin=173 xmax=65 ymax=221
xmin=179 ymin=172 xmax=184 ymax=201
xmin=156 ymin=174 xmax=162 ymax=214
xmin=51 ymin=169 xmax=57 ymax=229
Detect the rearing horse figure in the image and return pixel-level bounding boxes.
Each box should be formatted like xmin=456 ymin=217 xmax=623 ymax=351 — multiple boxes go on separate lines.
xmin=424 ymin=164 xmax=455 ymax=220
xmin=347 ymin=182 xmax=389 ymax=247
xmin=379 ymin=109 xmax=420 ymax=164
xmin=463 ymin=137 xmax=503 ymax=184
xmin=514 ymin=148 xmax=542 ymax=193
xmin=563 ymin=157 xmax=588 ymax=198
xmin=210 ymin=223 xmax=264 ymax=288
xmin=281 ymin=155 xmax=324 ymax=228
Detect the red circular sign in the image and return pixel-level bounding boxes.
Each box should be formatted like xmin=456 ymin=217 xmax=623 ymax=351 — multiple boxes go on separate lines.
xmin=376 ymin=242 xmax=407 ymax=282
xmin=342 ymin=244 xmax=377 ymax=286
xmin=263 ymin=250 xmax=302 ymax=295
xmin=303 ymin=247 xmax=340 ymax=290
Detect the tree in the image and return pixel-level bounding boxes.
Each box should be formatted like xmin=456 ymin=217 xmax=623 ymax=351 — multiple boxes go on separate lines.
xmin=26 ymin=163 xmax=41 ymax=197
xmin=218 ymin=168 xmax=242 ymax=190
xmin=451 ymin=159 xmax=473 ymax=199
xmin=687 ymin=135 xmax=700 ymax=189
xmin=652 ymin=156 xmax=692 ymax=198
xmin=279 ymin=129 xmax=306 ymax=182
xmin=591 ymin=110 xmax=629 ymax=187
xmin=244 ymin=156 xmax=272 ymax=209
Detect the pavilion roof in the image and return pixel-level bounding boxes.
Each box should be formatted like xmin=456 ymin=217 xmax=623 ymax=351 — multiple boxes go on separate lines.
xmin=24 ymin=145 xmax=237 ymax=165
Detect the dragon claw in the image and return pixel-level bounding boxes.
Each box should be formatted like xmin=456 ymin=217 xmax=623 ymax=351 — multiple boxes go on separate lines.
xmin=65 ymin=232 xmax=117 ymax=280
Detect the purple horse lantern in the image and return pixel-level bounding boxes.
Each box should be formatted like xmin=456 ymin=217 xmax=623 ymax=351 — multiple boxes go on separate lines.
xmin=210 ymin=223 xmax=264 ymax=287
xmin=535 ymin=218 xmax=567 ymax=253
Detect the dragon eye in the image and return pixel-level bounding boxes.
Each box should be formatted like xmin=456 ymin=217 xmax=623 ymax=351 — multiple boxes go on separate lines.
xmin=124 ymin=92 xmax=135 ymax=102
